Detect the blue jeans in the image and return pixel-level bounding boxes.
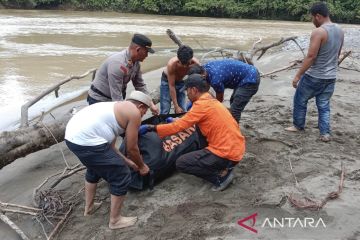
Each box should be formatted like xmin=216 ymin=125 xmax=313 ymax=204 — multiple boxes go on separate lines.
xmin=87 ymin=95 xmax=101 ymax=105
xmin=160 ymin=73 xmax=186 ymax=114
xmin=293 ymin=74 xmax=335 ymax=135
xmin=230 ymin=76 xmax=260 ymax=122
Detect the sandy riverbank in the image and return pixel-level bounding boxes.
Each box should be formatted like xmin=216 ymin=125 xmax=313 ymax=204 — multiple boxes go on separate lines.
xmin=0 ymin=50 xmax=359 ymax=240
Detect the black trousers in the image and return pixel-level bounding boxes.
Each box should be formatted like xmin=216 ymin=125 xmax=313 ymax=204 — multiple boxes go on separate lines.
xmin=230 ymin=74 xmax=260 ymax=122
xmin=176 ymin=149 xmax=236 ymax=185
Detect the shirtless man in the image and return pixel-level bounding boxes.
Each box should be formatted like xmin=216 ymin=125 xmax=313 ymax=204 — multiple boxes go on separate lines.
xmin=160 ymin=45 xmax=200 ymax=114
xmin=65 ymin=91 xmax=151 ymax=229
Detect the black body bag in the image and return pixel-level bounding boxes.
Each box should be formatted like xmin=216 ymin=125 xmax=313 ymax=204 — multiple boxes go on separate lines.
xmin=120 ymin=113 xmax=207 ymax=190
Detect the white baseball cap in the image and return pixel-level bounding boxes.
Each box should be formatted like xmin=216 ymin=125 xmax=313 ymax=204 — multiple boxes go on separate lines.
xmin=127 ymin=91 xmax=152 ymax=107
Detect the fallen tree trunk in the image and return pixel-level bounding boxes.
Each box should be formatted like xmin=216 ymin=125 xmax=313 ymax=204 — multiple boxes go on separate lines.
xmin=0 ymin=89 xmax=160 ymax=169
xmin=0 ymin=118 xmax=69 ymax=169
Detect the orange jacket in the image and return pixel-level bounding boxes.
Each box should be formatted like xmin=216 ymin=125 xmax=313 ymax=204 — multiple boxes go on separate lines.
xmin=156 ymin=93 xmax=245 ymax=161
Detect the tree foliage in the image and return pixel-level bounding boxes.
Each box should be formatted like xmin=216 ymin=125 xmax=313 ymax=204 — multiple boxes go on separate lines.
xmin=1 ymin=0 xmax=359 ymax=23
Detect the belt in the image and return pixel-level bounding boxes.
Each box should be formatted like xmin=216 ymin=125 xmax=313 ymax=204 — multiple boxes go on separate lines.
xmin=90 ymin=85 xmax=111 ymax=99
xmin=161 ymin=71 xmax=168 ymax=81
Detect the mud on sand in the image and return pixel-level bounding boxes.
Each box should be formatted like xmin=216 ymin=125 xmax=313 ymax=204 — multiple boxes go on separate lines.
xmin=0 ymin=51 xmax=359 ymax=240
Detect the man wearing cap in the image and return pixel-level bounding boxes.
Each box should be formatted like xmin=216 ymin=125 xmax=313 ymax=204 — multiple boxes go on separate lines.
xmin=160 ymin=45 xmax=200 ymax=114
xmin=65 ymin=90 xmax=152 ymax=229
xmin=88 ymin=33 xmax=159 ymax=115
xmin=188 ymin=59 xmax=260 ymax=123
xmin=140 ymin=74 xmax=245 ymax=191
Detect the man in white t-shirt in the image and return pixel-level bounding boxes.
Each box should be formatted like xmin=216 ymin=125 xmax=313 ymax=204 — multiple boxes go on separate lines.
xmin=65 ymin=91 xmax=151 ymax=229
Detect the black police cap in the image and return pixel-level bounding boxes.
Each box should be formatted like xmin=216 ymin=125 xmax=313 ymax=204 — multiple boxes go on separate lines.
xmin=132 ymin=33 xmax=155 ymax=53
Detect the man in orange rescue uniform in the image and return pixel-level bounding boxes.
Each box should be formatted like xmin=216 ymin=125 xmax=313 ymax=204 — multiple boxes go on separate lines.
xmin=140 ymin=74 xmax=245 ymax=191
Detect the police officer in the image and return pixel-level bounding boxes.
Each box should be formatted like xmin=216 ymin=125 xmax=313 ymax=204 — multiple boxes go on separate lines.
xmin=88 ymin=33 xmax=159 ymax=114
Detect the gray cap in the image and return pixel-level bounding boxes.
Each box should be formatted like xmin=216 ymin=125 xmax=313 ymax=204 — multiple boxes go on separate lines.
xmin=127 ymin=91 xmax=152 ymax=107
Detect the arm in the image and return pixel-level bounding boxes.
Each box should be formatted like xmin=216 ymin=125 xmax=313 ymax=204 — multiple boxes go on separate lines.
xmin=167 ymin=64 xmax=183 ymax=113
xmin=108 ymin=63 xmax=125 ymax=100
xmin=132 ymin=65 xmax=149 ymax=94
xmin=111 ymin=139 xmax=139 ymax=171
xmin=338 ymin=30 xmax=345 ymax=59
xmin=215 ymin=92 xmax=224 ymax=102
xmin=211 ymin=75 xmax=225 ymax=100
xmin=133 ymin=64 xmax=159 ymax=115
xmin=192 ymin=57 xmax=201 ymax=65
xmin=125 ymin=113 xmax=149 ymax=176
xmin=156 ymin=102 xmax=204 ymax=138
xmin=292 ymin=28 xmax=324 ymax=88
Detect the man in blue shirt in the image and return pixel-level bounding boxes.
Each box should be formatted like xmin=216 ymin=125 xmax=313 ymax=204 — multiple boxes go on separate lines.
xmin=189 ymin=59 xmax=260 ymax=122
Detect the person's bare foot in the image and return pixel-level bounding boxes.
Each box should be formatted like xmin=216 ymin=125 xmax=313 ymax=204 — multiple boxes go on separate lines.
xmin=109 ymin=216 xmax=138 ymax=229
xmin=84 ymin=201 xmax=103 ymax=216
xmin=285 ymin=126 xmax=300 ymax=132
xmin=320 ymin=134 xmax=331 ymax=142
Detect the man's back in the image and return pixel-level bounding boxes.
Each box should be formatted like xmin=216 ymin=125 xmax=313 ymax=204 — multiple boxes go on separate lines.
xmin=65 ymin=102 xmax=124 ymax=146
xmin=306 ymin=23 xmax=343 ymax=79
xmin=204 ymin=59 xmax=258 ymax=92
xmin=90 ymin=50 xmax=142 ymax=101
xmin=157 ymin=93 xmax=245 ymax=161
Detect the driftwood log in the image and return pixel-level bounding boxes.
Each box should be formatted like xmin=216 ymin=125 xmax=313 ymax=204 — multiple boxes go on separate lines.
xmin=0 ymin=115 xmax=72 ymax=169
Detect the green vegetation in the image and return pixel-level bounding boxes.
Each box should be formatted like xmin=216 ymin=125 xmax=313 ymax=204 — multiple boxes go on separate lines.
xmin=1 ymin=0 xmax=359 ymax=23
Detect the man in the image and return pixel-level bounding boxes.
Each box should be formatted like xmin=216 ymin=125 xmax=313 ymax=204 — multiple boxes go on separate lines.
xmin=189 ymin=59 xmax=260 ymax=122
xmin=141 ymin=74 xmax=245 ymax=191
xmin=160 ymin=45 xmax=200 ymax=114
xmin=285 ymin=2 xmax=344 ymax=142
xmin=65 ymin=91 xmax=151 ymax=229
xmin=88 ymin=33 xmax=159 ymax=114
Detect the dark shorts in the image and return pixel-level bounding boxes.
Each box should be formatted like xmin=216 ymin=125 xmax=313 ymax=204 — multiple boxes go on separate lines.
xmin=65 ymin=140 xmax=131 ymax=196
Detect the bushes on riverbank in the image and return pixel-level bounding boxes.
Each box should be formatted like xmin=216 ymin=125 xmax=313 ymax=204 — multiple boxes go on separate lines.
xmin=1 ymin=0 xmax=359 ymax=24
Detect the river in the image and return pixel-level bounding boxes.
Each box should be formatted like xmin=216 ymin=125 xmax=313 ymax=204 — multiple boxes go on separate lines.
xmin=0 ymin=9 xmax=359 ymax=130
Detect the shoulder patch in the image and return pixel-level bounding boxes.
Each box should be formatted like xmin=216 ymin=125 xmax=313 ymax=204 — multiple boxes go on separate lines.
xmin=120 ymin=65 xmax=128 ymax=75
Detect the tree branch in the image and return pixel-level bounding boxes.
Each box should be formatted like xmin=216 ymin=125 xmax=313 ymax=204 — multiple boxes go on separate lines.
xmin=0 ymin=214 xmax=30 ymax=240
xmin=288 ymin=162 xmax=345 ymax=210
xmin=250 ymin=36 xmax=302 ymax=61
xmin=261 ymin=60 xmax=302 ymax=77
xmin=166 ymin=29 xmax=183 ymax=47
xmin=338 ymin=51 xmax=352 ymax=65
xmin=48 ymin=206 xmax=72 ymax=240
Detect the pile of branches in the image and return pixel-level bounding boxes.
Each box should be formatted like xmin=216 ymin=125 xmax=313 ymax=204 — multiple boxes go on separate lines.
xmin=0 ymin=161 xmax=85 ymax=239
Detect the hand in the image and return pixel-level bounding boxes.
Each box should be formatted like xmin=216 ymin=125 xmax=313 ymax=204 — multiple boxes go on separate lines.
xmin=186 ymin=101 xmax=193 ymax=111
xmin=165 ymin=117 xmax=174 ymax=123
xmin=175 ymin=106 xmax=184 ymax=114
xmin=123 ymin=157 xmax=139 ymax=171
xmin=138 ymin=163 xmax=150 ymax=176
xmin=138 ymin=124 xmax=155 ymax=135
xmin=150 ymin=104 xmax=159 ymax=115
xmin=292 ymin=75 xmax=301 ymax=88
xmin=139 ymin=125 xmax=149 ymax=135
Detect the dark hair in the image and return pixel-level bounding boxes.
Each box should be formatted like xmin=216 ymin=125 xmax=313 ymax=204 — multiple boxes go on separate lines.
xmin=188 ymin=64 xmax=205 ymax=75
xmin=185 ymin=74 xmax=209 ymax=92
xmin=177 ymin=45 xmax=193 ymax=65
xmin=310 ymin=2 xmax=329 ymax=17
